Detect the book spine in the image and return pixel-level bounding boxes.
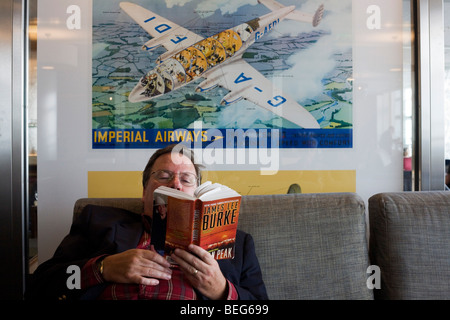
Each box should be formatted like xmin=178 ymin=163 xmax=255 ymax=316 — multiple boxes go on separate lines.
xmin=192 ymin=202 xmax=201 ymax=245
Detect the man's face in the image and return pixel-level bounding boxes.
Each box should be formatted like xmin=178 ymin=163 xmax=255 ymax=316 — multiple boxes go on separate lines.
xmin=142 ymin=152 xmax=197 ymax=217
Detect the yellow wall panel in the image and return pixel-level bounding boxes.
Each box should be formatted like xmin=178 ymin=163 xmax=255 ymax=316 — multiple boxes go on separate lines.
xmin=88 ymin=170 xmax=355 ymax=197
xmin=88 ymin=171 xmax=142 ymax=198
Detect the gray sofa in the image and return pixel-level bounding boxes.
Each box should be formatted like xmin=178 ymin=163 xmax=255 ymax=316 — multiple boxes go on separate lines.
xmin=74 ymin=192 xmax=373 ymax=300
xmin=73 ymin=191 xmax=450 ymax=300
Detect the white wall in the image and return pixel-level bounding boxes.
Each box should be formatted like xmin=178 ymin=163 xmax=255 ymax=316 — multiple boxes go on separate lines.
xmin=37 ymin=0 xmax=404 ymax=262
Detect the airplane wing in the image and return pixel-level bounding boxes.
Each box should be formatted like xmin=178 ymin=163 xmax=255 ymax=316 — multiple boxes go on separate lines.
xmin=258 ymin=0 xmax=324 ymax=27
xmin=198 ymin=59 xmax=320 ymax=128
xmin=120 ymin=2 xmax=204 ymax=53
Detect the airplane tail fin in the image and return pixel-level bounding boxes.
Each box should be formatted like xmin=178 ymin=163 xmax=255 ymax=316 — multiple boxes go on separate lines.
xmin=258 ymin=0 xmax=324 ymax=27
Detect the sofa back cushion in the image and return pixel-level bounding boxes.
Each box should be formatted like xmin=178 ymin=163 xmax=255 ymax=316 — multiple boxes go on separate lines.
xmin=369 ymin=191 xmax=450 ymax=299
xmin=239 ymin=193 xmax=372 ymax=300
xmin=74 ymin=198 xmax=143 ymax=220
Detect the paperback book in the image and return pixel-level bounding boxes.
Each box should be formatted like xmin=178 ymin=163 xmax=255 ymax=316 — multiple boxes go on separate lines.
xmin=151 ymin=181 xmax=241 ymax=260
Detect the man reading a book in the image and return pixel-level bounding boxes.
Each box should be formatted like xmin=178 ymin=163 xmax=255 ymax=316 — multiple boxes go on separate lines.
xmin=27 ymin=144 xmax=268 ymax=300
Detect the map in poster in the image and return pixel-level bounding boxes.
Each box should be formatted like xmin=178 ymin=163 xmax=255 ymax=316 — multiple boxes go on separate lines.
xmin=92 ymin=0 xmax=353 ymax=149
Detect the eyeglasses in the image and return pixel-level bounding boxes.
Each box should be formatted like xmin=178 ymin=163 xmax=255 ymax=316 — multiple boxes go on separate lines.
xmin=151 ymin=169 xmax=198 ymax=187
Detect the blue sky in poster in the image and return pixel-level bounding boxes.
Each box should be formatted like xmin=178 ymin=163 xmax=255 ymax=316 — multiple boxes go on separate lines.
xmin=92 ymin=0 xmax=352 ymax=147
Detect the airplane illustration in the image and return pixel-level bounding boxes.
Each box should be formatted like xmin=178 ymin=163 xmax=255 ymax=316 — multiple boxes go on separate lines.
xmin=120 ymin=0 xmax=324 ymax=128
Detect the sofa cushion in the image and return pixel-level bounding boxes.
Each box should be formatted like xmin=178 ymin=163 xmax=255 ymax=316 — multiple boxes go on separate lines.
xmin=74 ymin=198 xmax=143 ymax=221
xmin=369 ymin=191 xmax=450 ymax=299
xmin=239 ymin=193 xmax=372 ymax=300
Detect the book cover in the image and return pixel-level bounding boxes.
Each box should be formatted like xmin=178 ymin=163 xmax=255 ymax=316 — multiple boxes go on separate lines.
xmin=151 ymin=182 xmax=241 ymax=260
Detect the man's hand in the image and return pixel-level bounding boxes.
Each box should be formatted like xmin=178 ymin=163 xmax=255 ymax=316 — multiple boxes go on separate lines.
xmin=101 ymin=249 xmax=172 ymax=286
xmin=170 ymin=244 xmax=228 ymax=300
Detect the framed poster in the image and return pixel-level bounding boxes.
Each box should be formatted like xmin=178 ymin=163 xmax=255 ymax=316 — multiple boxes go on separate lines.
xmin=91 ymin=0 xmax=353 ymax=150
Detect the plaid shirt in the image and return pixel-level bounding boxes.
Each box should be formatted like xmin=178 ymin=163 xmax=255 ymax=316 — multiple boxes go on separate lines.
xmin=81 ymin=217 xmax=238 ymax=300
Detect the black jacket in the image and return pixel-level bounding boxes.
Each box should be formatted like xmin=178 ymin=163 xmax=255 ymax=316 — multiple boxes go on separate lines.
xmin=26 ymin=205 xmax=268 ymax=300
